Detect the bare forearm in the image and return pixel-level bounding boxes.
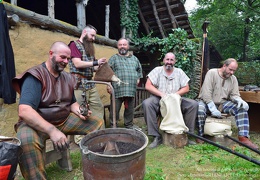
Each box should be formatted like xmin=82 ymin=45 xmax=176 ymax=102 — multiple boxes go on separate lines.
xmin=18 ymin=104 xmax=56 ymax=135
xmin=146 ymin=85 xmax=164 ymax=97
xmin=175 ymin=85 xmax=189 ymax=96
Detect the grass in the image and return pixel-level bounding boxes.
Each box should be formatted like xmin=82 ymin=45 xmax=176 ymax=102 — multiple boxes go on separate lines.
xmin=15 ymin=118 xmax=260 ymax=180
xmin=42 ymin=139 xmax=260 ymax=180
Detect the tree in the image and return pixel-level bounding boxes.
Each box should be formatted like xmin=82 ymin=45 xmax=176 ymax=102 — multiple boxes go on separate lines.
xmin=189 ymin=0 xmax=260 ymax=61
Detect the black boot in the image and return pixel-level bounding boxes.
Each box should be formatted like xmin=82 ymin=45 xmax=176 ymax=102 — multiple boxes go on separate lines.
xmin=149 ymin=136 xmax=162 ymax=149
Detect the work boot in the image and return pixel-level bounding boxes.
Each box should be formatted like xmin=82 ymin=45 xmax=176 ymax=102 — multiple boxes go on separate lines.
xmin=149 ymin=136 xmax=162 ymax=149
xmin=238 ymin=136 xmax=259 ymax=149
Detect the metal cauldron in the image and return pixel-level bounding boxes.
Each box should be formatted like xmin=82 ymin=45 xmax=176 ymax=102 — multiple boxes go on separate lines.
xmin=80 ymin=128 xmax=148 ymax=180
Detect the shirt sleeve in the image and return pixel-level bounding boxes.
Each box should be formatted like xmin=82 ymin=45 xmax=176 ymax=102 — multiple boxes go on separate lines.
xmin=179 ymin=69 xmax=190 ymax=87
xmin=199 ymin=69 xmax=215 ymax=104
xmin=19 ymin=74 xmax=42 ymax=110
xmin=69 ymin=41 xmax=82 ymax=59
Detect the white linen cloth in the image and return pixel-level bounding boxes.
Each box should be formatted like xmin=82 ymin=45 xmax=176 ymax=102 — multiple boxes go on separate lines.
xmin=159 ymin=93 xmax=189 ymax=134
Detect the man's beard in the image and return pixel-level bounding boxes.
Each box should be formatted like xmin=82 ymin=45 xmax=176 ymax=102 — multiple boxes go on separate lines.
xmin=222 ymin=70 xmax=231 ymax=78
xmin=165 ymin=63 xmax=173 ymax=71
xmin=51 ymin=56 xmax=65 ymax=73
xmin=83 ymin=36 xmax=95 ymax=57
xmin=118 ymin=48 xmax=128 ymax=55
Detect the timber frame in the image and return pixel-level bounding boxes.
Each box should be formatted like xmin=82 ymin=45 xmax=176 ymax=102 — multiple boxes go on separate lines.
xmin=4 ymin=0 xmax=194 ymax=44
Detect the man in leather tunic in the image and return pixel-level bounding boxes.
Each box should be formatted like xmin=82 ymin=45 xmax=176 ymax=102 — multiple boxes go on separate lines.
xmin=12 ymin=41 xmax=103 ymax=179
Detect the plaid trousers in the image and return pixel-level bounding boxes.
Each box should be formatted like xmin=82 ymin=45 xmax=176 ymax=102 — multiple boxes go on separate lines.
xmin=197 ymin=100 xmax=249 ymax=137
xmin=16 ymin=113 xmax=103 ymax=180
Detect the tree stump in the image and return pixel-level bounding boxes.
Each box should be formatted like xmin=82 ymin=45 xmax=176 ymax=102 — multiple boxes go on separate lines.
xmin=162 ymin=132 xmax=188 ymax=148
xmin=204 ymin=135 xmax=235 ymax=147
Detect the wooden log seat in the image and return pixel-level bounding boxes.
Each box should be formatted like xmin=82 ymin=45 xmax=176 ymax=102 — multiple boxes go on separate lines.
xmin=162 ymin=132 xmax=188 ymax=148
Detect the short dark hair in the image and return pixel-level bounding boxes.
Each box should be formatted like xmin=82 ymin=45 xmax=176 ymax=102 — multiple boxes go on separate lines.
xmin=85 ymin=24 xmax=97 ymax=32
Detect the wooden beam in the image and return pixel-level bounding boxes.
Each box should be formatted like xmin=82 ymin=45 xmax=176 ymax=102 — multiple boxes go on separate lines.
xmin=7 ymin=14 xmax=19 ymax=26
xmin=2 ymin=2 xmax=133 ymax=50
xmin=164 ymin=0 xmax=178 ymax=29
xmin=150 ymin=0 xmax=165 ymax=38
xmin=138 ymin=6 xmax=150 ymax=35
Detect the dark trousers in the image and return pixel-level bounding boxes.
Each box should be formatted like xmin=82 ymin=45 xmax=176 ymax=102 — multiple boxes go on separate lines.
xmin=109 ymin=97 xmax=135 ymax=128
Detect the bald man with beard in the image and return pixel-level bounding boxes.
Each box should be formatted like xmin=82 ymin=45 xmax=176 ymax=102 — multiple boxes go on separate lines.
xmin=107 ymin=38 xmax=143 ymax=129
xmin=12 ymin=42 xmax=103 ymax=179
xmin=142 ymin=52 xmax=198 ymax=149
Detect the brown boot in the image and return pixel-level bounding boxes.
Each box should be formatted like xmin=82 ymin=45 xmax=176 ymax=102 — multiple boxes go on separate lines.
xmin=238 ymin=136 xmax=259 ymax=149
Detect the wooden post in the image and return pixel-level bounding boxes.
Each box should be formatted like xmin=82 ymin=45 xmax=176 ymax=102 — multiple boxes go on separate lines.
xmin=105 ymin=5 xmax=110 ymax=38
xmin=200 ymin=21 xmax=210 ymax=87
xmin=10 ymin=0 xmax=17 ymax=5
xmin=48 ymin=0 xmax=55 ymax=19
xmin=76 ymin=0 xmax=88 ymax=29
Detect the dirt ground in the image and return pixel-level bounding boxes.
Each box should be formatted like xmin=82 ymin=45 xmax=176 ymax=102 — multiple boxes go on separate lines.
xmin=0 ymin=22 xmax=118 ymax=137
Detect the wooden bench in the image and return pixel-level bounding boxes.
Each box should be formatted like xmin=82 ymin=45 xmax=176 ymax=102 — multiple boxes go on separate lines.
xmin=43 ymin=136 xmax=73 ymax=171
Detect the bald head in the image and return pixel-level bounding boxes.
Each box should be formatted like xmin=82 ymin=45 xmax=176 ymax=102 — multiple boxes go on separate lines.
xmin=50 ymin=41 xmax=70 ymax=53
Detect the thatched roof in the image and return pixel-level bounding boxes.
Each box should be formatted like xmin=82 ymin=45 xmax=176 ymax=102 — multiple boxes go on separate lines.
xmin=138 ymin=0 xmax=194 ymax=39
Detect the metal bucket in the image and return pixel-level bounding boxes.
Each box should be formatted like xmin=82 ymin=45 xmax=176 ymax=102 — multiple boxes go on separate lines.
xmin=80 ymin=128 xmax=148 ymax=180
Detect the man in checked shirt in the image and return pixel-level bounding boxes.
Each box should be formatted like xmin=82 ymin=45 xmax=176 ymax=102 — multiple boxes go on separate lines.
xmin=107 ymin=38 xmax=143 ymax=129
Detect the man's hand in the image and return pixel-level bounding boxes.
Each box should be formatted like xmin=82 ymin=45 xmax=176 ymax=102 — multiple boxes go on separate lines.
xmin=97 ymin=58 xmax=106 ymax=66
xmin=78 ymin=109 xmax=92 ymax=120
xmin=107 ymin=85 xmax=112 ymax=94
xmin=234 ymin=98 xmax=249 ymax=111
xmin=207 ymin=101 xmax=222 ymax=118
xmin=48 ymin=127 xmax=69 ymax=152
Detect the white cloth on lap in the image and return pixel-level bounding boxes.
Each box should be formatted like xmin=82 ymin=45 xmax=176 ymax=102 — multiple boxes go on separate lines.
xmin=159 ymin=93 xmax=189 ymax=134
xmin=204 ymin=116 xmax=232 ymax=136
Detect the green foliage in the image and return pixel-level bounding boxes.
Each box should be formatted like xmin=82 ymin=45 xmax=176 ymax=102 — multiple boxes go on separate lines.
xmin=120 ymin=0 xmax=139 ymax=39
xmin=134 ymin=28 xmax=199 ymax=77
xmin=133 ymin=32 xmax=161 ymax=53
xmin=134 ymin=28 xmax=200 ymax=99
xmin=158 ymin=28 xmax=198 ymax=78
xmin=235 ymin=60 xmax=260 ymax=86
xmin=189 ymin=0 xmax=260 ymax=61
xmin=144 ymin=166 xmax=166 ymax=180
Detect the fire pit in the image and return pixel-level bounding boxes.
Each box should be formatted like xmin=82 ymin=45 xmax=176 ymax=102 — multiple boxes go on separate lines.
xmin=79 ymin=81 xmax=148 ymax=179
xmin=80 ymin=128 xmax=148 ymax=180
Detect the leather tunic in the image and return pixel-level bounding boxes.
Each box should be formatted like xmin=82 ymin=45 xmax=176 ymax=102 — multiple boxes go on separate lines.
xmin=12 ymin=63 xmax=76 ymax=125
